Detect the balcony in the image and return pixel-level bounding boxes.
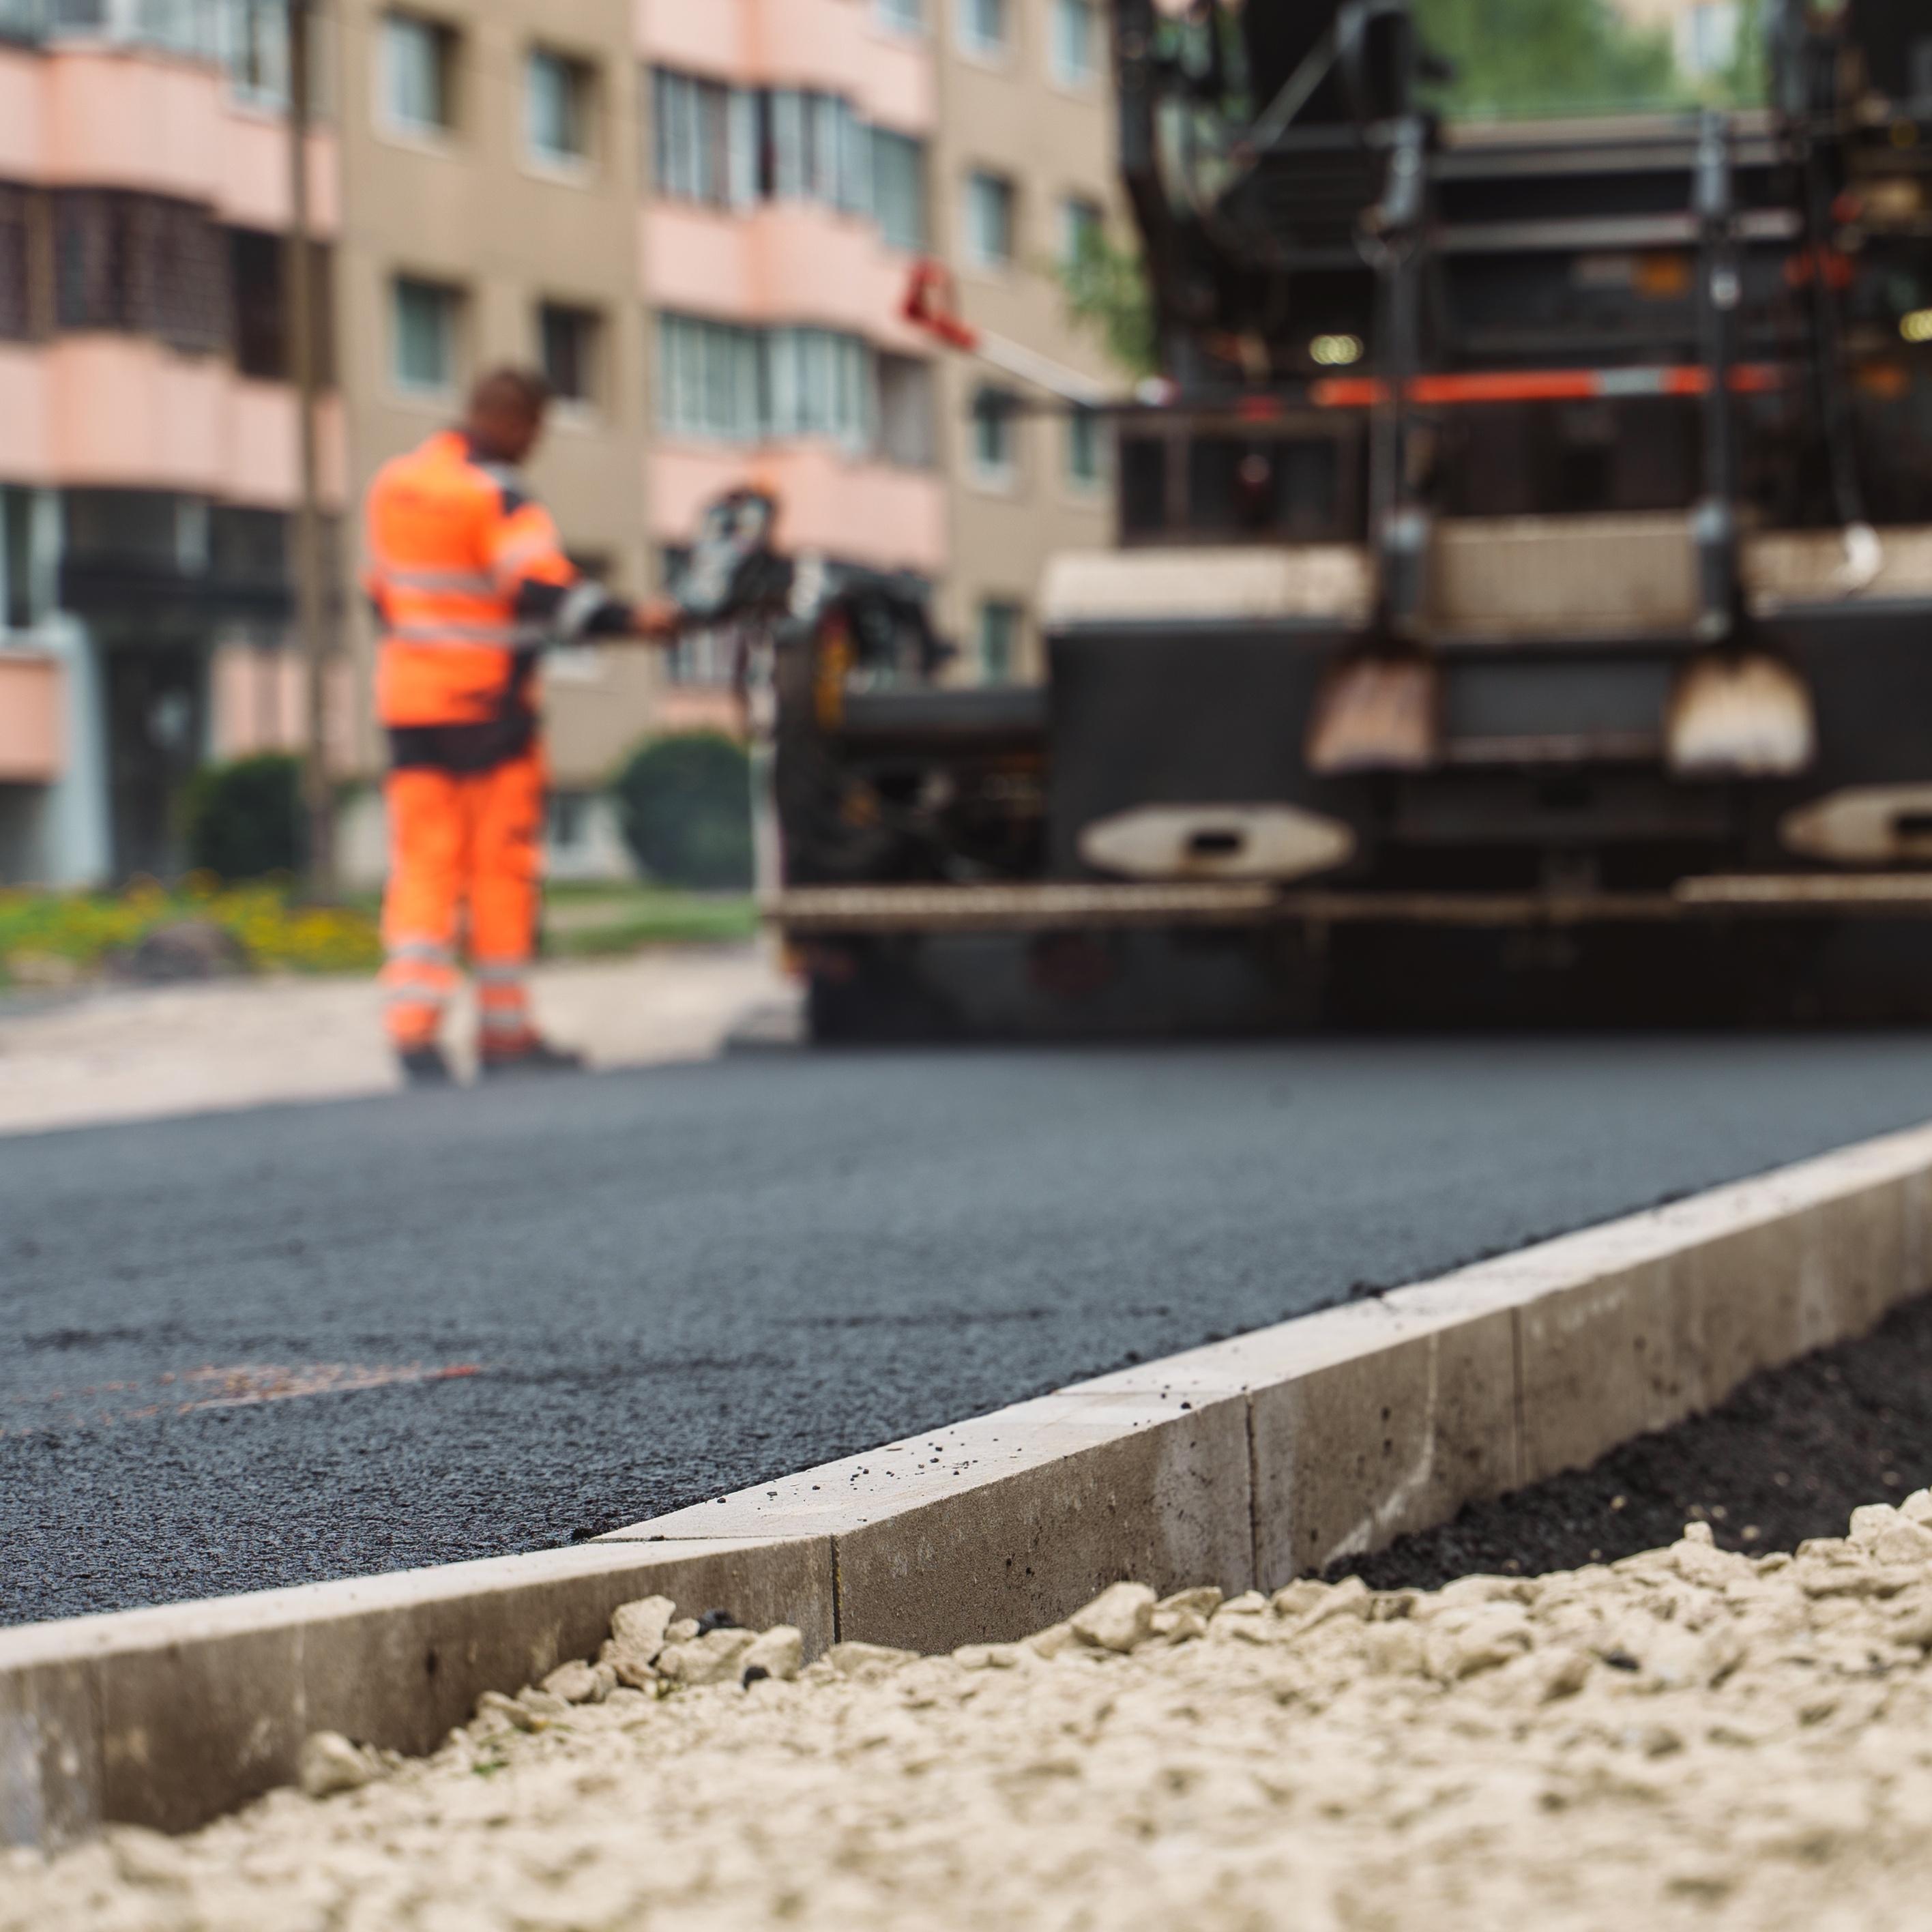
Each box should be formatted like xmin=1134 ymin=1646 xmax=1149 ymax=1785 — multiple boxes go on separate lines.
xmin=0 ymin=651 xmax=61 ymax=783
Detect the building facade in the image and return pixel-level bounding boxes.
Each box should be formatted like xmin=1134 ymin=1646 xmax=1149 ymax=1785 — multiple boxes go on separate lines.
xmin=0 ymin=0 xmax=1125 ymax=887
xmin=636 ymin=0 xmax=1121 ymax=694
xmin=0 ymin=0 xmax=343 ymax=886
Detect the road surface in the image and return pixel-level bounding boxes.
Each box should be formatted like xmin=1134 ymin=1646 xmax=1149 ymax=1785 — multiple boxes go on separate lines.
xmin=8 ymin=1034 xmax=1932 ymax=1625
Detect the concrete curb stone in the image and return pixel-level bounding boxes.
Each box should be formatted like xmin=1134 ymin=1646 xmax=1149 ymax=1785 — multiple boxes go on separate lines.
xmin=8 ymin=1117 xmax=1932 ymax=1847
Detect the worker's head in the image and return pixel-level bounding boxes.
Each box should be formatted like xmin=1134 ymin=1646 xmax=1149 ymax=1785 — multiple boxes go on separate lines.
xmin=464 ymin=366 xmax=553 ymax=465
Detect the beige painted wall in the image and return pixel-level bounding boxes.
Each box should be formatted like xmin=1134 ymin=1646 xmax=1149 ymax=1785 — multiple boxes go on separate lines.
xmin=334 ymin=0 xmax=658 ymax=787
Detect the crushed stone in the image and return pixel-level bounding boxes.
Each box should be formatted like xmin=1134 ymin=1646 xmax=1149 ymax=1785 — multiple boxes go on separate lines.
xmin=1345 ymin=1287 xmax=1932 ymax=1590
xmin=8 ymin=1493 xmax=1932 ymax=1929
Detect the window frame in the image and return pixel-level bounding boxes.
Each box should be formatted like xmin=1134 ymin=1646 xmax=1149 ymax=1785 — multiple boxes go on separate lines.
xmin=969 ymin=384 xmax=1020 ymax=489
xmin=1064 ymin=404 xmax=1107 ymax=493
xmin=391 ymin=274 xmax=463 ymax=398
xmin=526 ymin=45 xmax=596 ymax=173
xmin=871 ymin=126 xmax=928 ymax=253
xmin=976 ymin=598 xmax=1023 ymax=685
xmin=379 ymin=10 xmax=458 ymax=142
xmin=1048 ymin=0 xmax=1098 ymax=88
xmin=537 ymin=299 xmax=604 ymax=413
xmin=963 ymin=169 xmax=1016 ymax=272
xmin=1058 ymin=192 xmax=1104 ymax=271
xmin=955 ymin=0 xmax=1010 ymax=62
xmin=875 ymin=0 xmax=925 ymax=37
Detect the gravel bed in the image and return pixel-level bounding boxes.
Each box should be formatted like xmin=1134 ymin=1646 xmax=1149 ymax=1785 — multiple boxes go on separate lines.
xmin=10 ymin=1493 xmax=1932 ymax=1930
xmin=1346 ymin=1289 xmax=1932 ymax=1592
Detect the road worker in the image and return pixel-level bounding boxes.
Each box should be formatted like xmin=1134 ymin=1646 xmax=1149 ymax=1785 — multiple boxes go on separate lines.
xmin=363 ymin=366 xmax=679 ymax=1085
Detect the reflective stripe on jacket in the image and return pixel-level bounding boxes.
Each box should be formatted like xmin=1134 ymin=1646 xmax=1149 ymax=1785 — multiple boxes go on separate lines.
xmin=364 ymin=430 xmax=604 ymax=729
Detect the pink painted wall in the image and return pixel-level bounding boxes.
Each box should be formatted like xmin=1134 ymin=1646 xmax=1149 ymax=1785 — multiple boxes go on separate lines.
xmin=650 ymin=445 xmax=946 ymax=574
xmin=0 ymin=46 xmax=337 ymax=230
xmin=636 ymin=0 xmax=933 ymax=130
xmin=0 ymin=347 xmax=52 ymax=481
xmin=209 ymin=641 xmax=357 ymax=768
xmin=644 ymin=203 xmax=926 ymax=347
xmin=0 ymin=49 xmax=43 ymax=180
xmin=0 ymin=656 xmax=62 ymax=783
xmin=2 ymin=341 xmax=345 ymax=506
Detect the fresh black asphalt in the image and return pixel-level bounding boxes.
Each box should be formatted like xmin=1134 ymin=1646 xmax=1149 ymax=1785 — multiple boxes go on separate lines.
xmin=8 ymin=1034 xmax=1932 ymax=1626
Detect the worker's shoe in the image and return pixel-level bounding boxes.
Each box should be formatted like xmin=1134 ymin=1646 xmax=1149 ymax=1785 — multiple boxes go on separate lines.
xmin=396 ymin=1043 xmax=454 ymax=1088
xmin=478 ymin=1035 xmax=586 ymax=1079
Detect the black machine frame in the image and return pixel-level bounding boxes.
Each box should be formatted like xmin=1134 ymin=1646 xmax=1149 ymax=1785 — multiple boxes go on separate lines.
xmin=752 ymin=1 xmax=1932 ymax=1032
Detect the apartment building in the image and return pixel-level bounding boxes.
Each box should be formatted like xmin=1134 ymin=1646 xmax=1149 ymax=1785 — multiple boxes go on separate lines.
xmin=638 ymin=0 xmax=1120 ymax=695
xmin=930 ymin=0 xmax=1117 ymax=683
xmin=330 ymin=0 xmax=647 ymax=879
xmin=0 ymin=0 xmax=344 ymax=886
xmin=0 ymin=0 xmax=1126 ymax=887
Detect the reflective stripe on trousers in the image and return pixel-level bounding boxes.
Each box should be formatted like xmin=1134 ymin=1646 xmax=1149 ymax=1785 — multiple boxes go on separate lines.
xmin=474 ymin=957 xmax=533 ymax=1043
xmin=381 ymin=750 xmax=544 ymax=1052
xmin=382 ymin=937 xmax=459 ymax=1050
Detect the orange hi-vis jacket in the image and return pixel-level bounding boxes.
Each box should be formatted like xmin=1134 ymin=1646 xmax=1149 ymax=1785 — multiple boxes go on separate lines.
xmin=363 ymin=430 xmax=628 ymax=758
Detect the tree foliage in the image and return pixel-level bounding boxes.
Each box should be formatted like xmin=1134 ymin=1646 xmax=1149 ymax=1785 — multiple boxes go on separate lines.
xmin=1412 ymin=0 xmax=1684 ymax=119
xmin=1059 ymin=226 xmax=1160 ymax=380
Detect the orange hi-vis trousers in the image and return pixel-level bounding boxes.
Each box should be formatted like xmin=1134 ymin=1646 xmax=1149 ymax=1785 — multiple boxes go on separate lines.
xmin=381 ymin=751 xmax=544 ymax=1053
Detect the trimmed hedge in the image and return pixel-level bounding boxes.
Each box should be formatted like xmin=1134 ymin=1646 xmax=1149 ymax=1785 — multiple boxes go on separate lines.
xmin=611 ymin=733 xmax=753 ymax=890
xmin=182 ymin=754 xmax=305 ymax=882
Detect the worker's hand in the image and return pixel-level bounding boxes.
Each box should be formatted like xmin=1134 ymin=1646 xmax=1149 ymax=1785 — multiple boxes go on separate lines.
xmin=630 ymin=596 xmax=686 ymax=641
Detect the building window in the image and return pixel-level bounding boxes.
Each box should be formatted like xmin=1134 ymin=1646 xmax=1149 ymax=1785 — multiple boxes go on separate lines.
xmin=957 ymin=0 xmax=1008 ymax=59
xmin=1066 ymin=405 xmax=1104 ymax=488
xmin=229 ymin=229 xmax=336 ymax=383
xmin=768 ymin=89 xmax=868 ymax=212
xmin=964 ymin=170 xmax=1015 ymax=269
xmin=0 ymin=186 xmax=34 ymax=342
xmin=382 ymin=12 xmax=456 ymax=136
xmin=224 ymin=0 xmax=290 ymax=107
xmin=1059 ymin=193 xmax=1104 ymax=269
xmin=658 ymin=313 xmax=765 ymax=441
xmin=877 ymin=353 xmax=937 ymax=469
xmin=971 ymin=385 xmax=1019 ymax=485
xmin=1 ymin=486 xmax=43 ymax=632
xmin=978 ymin=600 xmax=1022 ymax=684
xmin=653 ymin=68 xmax=749 ymax=207
xmin=876 ymin=0 xmax=924 ymax=33
xmin=548 ymin=790 xmax=591 ymax=850
xmin=1050 ymin=0 xmax=1097 ymax=84
xmin=392 ymin=275 xmax=460 ymax=393
xmin=871 ymin=128 xmax=927 ymax=252
xmin=657 ymin=313 xmax=911 ymax=456
xmin=527 ymin=47 xmax=594 ymax=168
xmin=767 ymin=326 xmax=872 ymax=448
xmin=0 ymin=0 xmax=43 ymax=48
xmin=52 ymin=190 xmax=228 ymax=356
xmin=538 ymin=302 xmax=602 ymax=407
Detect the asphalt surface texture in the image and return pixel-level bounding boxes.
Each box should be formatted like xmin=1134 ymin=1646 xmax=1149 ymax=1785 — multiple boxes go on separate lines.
xmin=10 ymin=1034 xmax=1932 ymax=1628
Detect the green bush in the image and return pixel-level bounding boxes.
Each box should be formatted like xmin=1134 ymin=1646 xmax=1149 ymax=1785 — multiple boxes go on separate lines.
xmin=611 ymin=733 xmax=753 ymax=890
xmin=182 ymin=754 xmax=305 ymax=882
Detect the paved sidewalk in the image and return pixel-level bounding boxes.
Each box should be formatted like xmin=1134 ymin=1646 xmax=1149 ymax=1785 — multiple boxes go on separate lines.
xmin=0 ymin=946 xmax=797 ymax=1137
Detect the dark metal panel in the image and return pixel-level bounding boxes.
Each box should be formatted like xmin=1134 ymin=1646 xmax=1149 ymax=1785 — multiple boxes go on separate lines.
xmin=1048 ymin=628 xmax=1343 ymax=876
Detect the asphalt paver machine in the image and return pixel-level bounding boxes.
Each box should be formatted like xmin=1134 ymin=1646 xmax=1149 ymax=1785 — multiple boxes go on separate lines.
xmin=729 ymin=1 xmax=1932 ymax=1034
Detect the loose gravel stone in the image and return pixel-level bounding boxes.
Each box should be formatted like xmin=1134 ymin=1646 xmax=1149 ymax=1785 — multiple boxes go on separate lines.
xmin=538 ymin=1660 xmax=611 ymax=1706
xmin=740 ymin=1625 xmax=804 ymax=1684
xmin=12 ymin=1496 xmax=1932 ymax=1930
xmin=1070 ymin=1581 xmax=1155 ymax=1652
xmin=295 ymin=1733 xmax=385 ymax=1800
